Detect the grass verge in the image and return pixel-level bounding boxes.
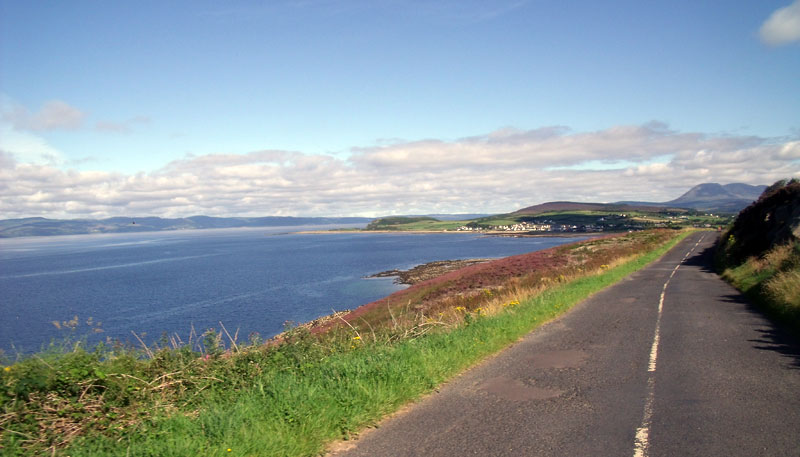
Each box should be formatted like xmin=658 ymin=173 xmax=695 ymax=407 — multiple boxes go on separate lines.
xmin=717 ymin=237 xmax=800 ymax=330
xmin=1 ymin=230 xmax=690 ymax=456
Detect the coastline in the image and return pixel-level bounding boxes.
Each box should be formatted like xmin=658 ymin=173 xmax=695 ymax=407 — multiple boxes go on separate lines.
xmin=294 ymin=229 xmax=603 ymax=237
xmin=368 ymin=258 xmax=494 ymax=285
xmin=293 ymin=229 xmax=460 ymax=234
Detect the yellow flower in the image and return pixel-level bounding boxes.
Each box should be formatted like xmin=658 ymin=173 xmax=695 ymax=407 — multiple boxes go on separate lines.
xmin=227 ymin=449 xmax=232 ymax=453
xmin=352 ymin=335 xmax=361 ymax=340
xmin=3 ymin=366 xmax=9 ymax=372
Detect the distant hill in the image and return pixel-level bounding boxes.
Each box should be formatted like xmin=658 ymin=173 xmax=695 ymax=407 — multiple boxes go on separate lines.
xmin=0 ymin=216 xmax=372 ymax=238
xmin=418 ymin=213 xmax=491 ymax=221
xmin=365 ymin=216 xmax=439 ymax=230
xmin=512 ymin=201 xmax=685 ymax=216
xmin=619 ymin=182 xmax=766 ymax=213
xmin=665 ymin=183 xmax=766 ymax=212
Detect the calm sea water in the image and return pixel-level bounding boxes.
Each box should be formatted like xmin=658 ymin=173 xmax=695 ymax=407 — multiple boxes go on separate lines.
xmin=0 ymin=226 xmax=584 ymax=354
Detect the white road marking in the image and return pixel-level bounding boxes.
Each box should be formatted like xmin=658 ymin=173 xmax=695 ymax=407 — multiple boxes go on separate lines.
xmin=633 ymin=233 xmax=706 ymax=457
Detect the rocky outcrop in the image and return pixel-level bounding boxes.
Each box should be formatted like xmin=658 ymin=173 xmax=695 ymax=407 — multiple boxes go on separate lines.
xmin=369 ymin=259 xmax=493 ymax=285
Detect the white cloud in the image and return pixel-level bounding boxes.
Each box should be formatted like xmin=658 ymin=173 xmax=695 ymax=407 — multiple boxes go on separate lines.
xmin=778 ymin=140 xmax=800 ymax=158
xmin=0 ymin=125 xmax=66 ymax=165
xmin=2 ymin=97 xmax=151 ymax=136
xmin=3 ymin=100 xmax=85 ymax=131
xmin=0 ymin=97 xmax=71 ymax=165
xmin=1 ymin=123 xmax=798 ymax=219
xmin=95 ymin=116 xmax=151 ymax=133
xmin=760 ymin=0 xmax=800 ymax=45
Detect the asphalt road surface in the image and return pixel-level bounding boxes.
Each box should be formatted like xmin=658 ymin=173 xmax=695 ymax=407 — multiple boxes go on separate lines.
xmin=330 ymin=231 xmax=800 ymax=457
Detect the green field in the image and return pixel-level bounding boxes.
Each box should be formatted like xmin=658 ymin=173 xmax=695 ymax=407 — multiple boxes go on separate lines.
xmin=364 ymin=216 xmax=463 ymax=231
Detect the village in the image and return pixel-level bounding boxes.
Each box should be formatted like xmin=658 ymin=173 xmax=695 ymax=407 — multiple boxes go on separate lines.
xmin=454 ymin=220 xmax=605 ymax=233
xmin=451 ymin=212 xmax=724 ymax=234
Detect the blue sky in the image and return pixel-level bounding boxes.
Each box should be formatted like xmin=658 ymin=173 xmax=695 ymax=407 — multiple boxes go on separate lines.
xmin=1 ymin=0 xmax=799 ymax=218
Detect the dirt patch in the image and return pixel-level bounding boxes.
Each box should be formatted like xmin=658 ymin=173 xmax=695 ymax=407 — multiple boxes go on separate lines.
xmin=523 ymin=349 xmax=588 ymax=369
xmin=478 ymin=377 xmax=564 ymax=401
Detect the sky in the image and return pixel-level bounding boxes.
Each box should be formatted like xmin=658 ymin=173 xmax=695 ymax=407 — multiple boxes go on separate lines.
xmin=1 ymin=0 xmax=799 ymax=219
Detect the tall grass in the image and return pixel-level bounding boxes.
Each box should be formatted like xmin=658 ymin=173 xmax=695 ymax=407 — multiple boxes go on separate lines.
xmin=1 ymin=230 xmax=690 ymax=456
xmin=718 ymin=239 xmax=800 ymax=328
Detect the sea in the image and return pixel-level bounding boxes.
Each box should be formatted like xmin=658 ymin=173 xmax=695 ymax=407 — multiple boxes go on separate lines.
xmin=0 ymin=226 xmax=586 ymax=355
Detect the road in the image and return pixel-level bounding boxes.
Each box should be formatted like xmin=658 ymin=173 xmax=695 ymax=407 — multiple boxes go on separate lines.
xmin=329 ymin=231 xmax=800 ymax=457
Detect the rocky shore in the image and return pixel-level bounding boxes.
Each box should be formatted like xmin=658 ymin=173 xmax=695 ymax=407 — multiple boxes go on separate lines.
xmin=369 ymin=258 xmax=493 ymax=285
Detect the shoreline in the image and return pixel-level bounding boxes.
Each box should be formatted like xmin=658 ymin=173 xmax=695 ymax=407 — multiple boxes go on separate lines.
xmin=294 ymin=229 xmax=603 ymax=237
xmin=367 ymin=258 xmax=494 ymax=285
xmin=293 ymin=229 xmax=460 ymax=234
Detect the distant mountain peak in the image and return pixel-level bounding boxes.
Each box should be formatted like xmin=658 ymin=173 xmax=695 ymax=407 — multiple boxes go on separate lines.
xmin=721 ymin=183 xmax=768 ymax=199
xmin=539 ymin=182 xmax=769 ymax=215
xmin=665 ymin=182 xmax=766 ymax=212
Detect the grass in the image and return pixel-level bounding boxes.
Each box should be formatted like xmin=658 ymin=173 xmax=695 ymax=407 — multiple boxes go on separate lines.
xmin=717 ymin=238 xmax=800 ymax=329
xmin=364 ymin=217 xmax=464 ymax=231
xmin=1 ymin=230 xmax=691 ymax=456
xmin=377 ymin=220 xmax=464 ymax=231
xmin=713 ymin=179 xmax=800 ymax=331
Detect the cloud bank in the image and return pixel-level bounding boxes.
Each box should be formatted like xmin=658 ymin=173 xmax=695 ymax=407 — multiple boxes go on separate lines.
xmin=1 ymin=123 xmax=798 ymax=219
xmin=760 ymin=0 xmax=800 ymax=45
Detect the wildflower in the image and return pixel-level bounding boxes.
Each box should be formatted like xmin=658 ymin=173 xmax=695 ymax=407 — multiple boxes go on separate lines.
xmin=227 ymin=449 xmax=232 ymax=453
xmin=352 ymin=335 xmax=361 ymax=340
xmin=455 ymin=306 xmax=466 ymax=312
xmin=3 ymin=366 xmax=9 ymax=372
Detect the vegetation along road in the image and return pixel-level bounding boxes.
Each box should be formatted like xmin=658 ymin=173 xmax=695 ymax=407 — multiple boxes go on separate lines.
xmin=330 ymin=231 xmax=800 ymax=457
